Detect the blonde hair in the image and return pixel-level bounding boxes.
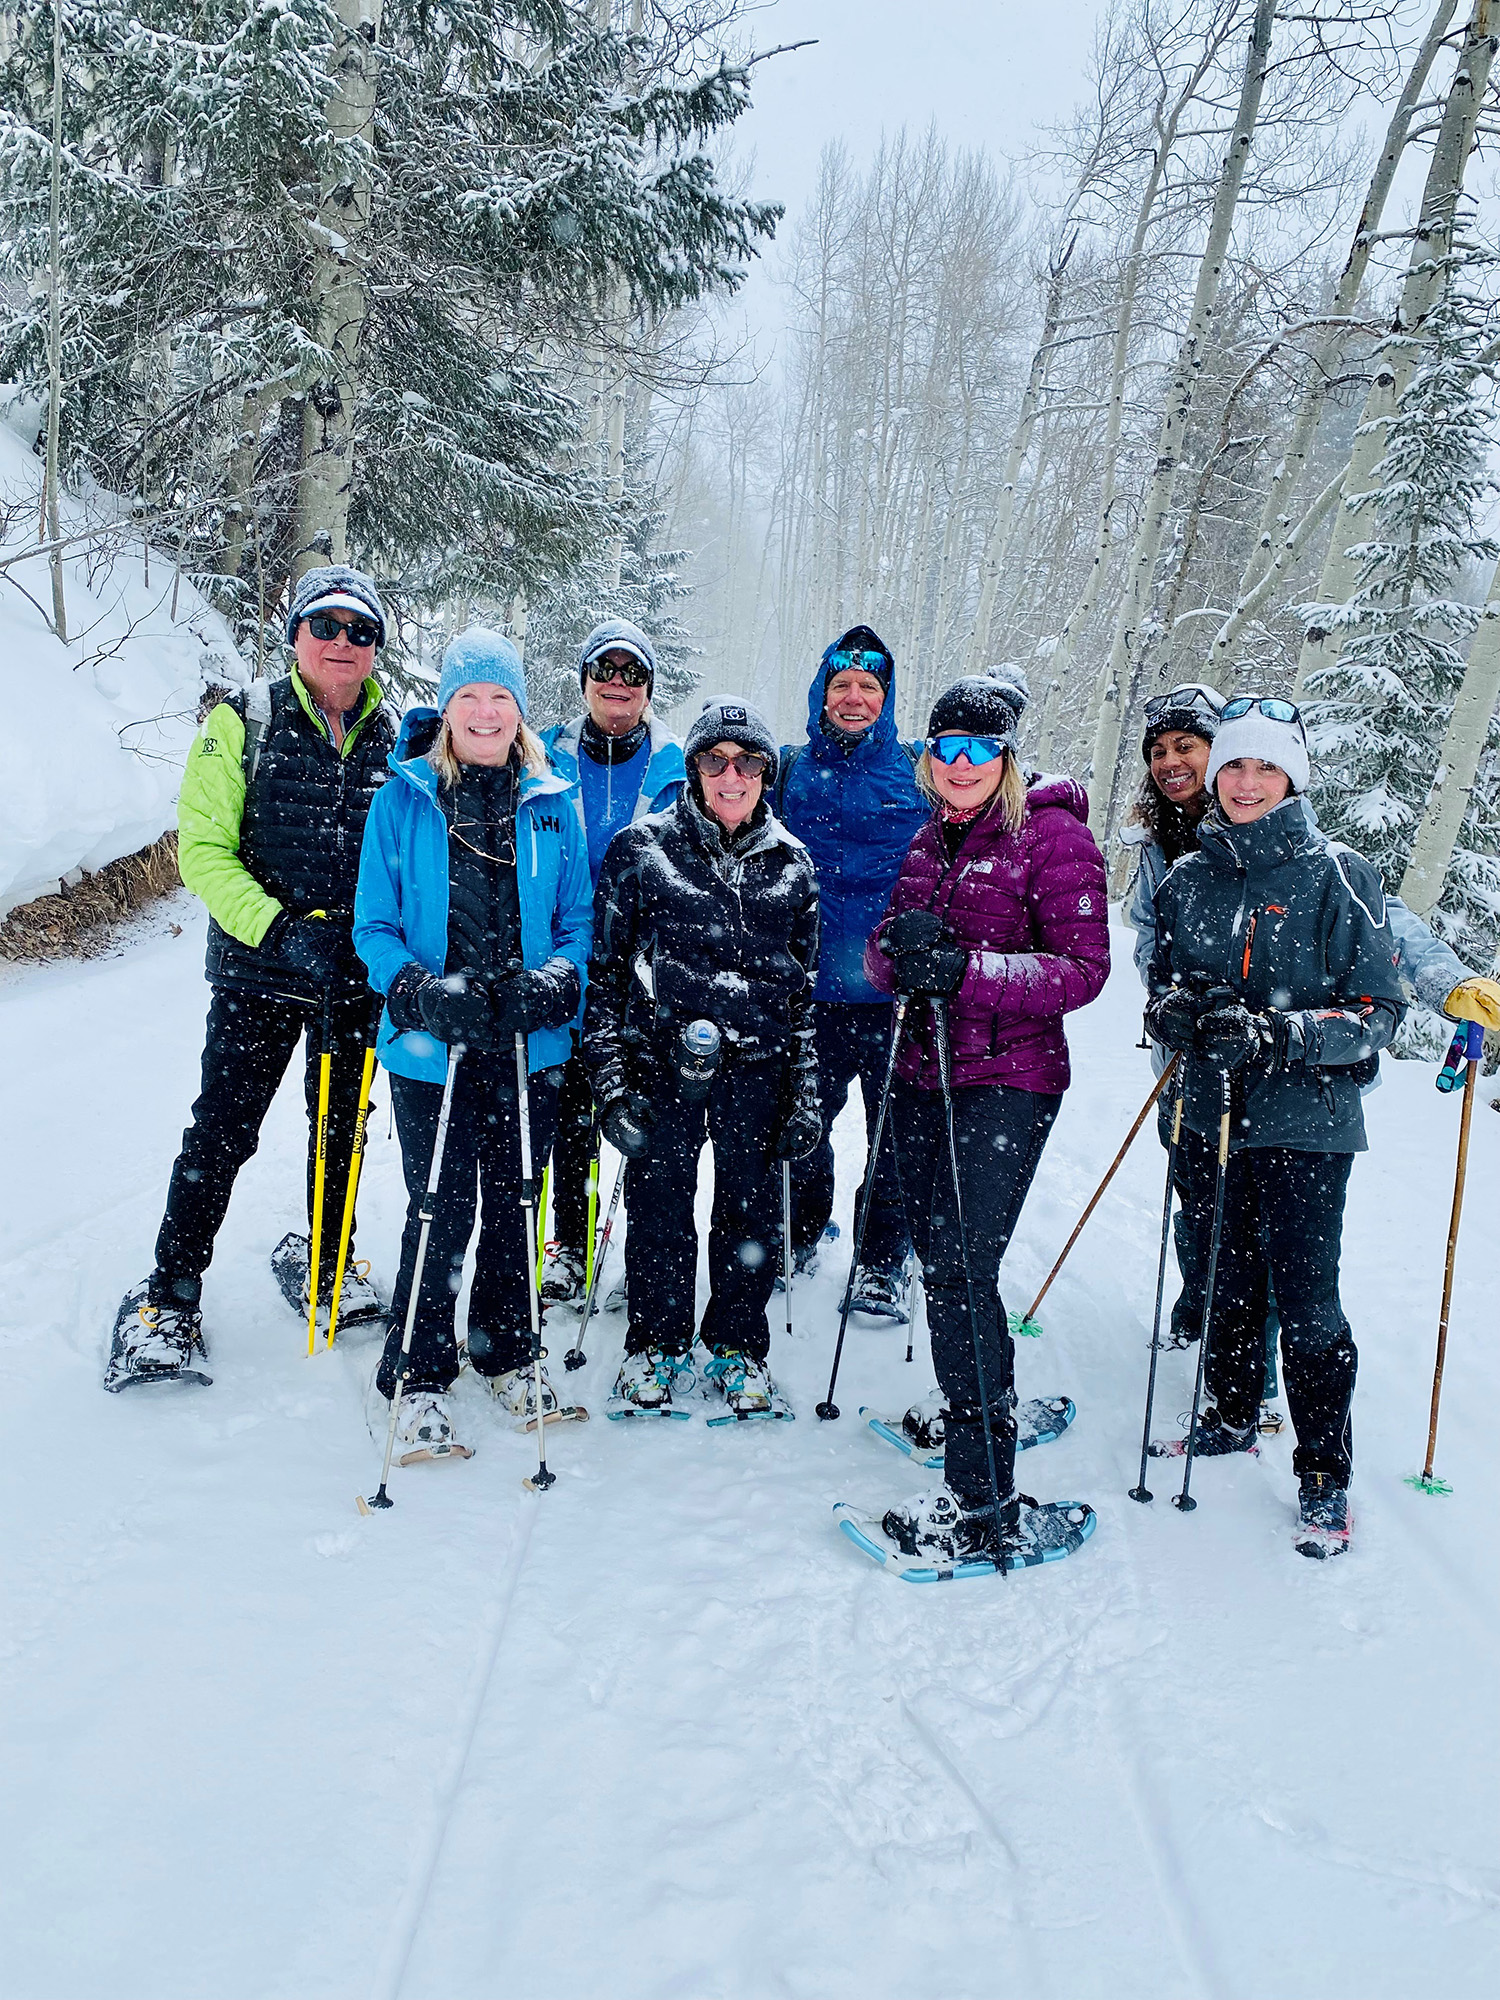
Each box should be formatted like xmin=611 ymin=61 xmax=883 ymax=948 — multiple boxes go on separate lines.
xmin=428 ymin=715 xmax=549 ymax=788
xmin=915 ymin=745 xmax=1028 ymax=833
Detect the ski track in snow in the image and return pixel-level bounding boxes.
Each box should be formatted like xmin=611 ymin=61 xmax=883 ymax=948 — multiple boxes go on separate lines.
xmin=2 ymin=904 xmax=1497 ymax=1999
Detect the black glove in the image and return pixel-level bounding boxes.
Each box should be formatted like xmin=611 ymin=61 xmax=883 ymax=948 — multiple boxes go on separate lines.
xmin=267 ymin=912 xmax=345 ymax=989
xmin=1143 ymin=983 xmax=1208 ymax=1053
xmin=601 ymin=1091 xmax=655 ymax=1160
xmin=417 ymin=970 xmax=496 ymax=1051
xmin=1195 ymin=1001 xmax=1270 ymax=1072
xmin=774 ymin=1091 xmax=823 ymax=1161
xmin=885 ymin=910 xmax=966 ymax=998
xmin=491 ymin=964 xmax=579 ymax=1038
xmin=385 ymin=961 xmax=430 ymax=1034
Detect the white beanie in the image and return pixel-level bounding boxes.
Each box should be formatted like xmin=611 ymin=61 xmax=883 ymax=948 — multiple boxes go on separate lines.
xmin=1205 ymin=709 xmax=1310 ymax=797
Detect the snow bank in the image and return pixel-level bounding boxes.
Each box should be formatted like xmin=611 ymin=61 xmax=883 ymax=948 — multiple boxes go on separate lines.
xmin=0 ymin=401 xmax=244 ymax=916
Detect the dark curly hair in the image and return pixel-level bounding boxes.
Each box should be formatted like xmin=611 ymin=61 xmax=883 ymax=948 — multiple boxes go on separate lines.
xmin=1126 ymin=772 xmax=1208 ymax=864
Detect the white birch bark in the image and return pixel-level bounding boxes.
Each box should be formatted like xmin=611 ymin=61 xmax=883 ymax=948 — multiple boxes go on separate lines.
xmin=1399 ymin=561 xmax=1500 ymax=915
xmin=44 ymin=0 xmax=66 ymax=640
xmin=293 ymin=0 xmax=382 ymax=579
xmin=1293 ymin=0 xmax=1498 ymax=697
xmin=1087 ymin=0 xmax=1278 ymax=832
xmin=1209 ymin=0 xmax=1458 ymax=674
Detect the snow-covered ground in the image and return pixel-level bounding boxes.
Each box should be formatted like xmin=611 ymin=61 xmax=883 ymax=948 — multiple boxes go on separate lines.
xmin=2 ymin=914 xmax=1496 ymax=1999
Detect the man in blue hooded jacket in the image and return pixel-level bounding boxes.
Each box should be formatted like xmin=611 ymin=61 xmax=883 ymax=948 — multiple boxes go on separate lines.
xmin=776 ymin=624 xmax=929 ymax=1317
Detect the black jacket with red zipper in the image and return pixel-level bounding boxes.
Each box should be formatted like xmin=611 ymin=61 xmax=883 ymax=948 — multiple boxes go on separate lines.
xmin=1148 ymin=797 xmax=1404 ymax=1152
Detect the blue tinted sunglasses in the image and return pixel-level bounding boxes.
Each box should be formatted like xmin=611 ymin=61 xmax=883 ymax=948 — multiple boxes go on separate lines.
xmin=1222 ymin=696 xmax=1301 ymax=725
xmin=828 ymin=647 xmax=887 ymax=676
xmin=928 ymin=733 xmax=1008 ymax=767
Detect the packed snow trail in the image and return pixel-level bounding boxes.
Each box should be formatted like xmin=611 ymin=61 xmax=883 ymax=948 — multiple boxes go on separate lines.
xmin=2 ymin=904 xmax=1496 ymax=2000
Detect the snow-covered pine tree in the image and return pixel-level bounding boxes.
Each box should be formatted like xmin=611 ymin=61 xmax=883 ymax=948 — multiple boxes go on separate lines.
xmin=0 ymin=1 xmax=778 ymax=645
xmin=1303 ymin=256 xmax=1500 ymax=980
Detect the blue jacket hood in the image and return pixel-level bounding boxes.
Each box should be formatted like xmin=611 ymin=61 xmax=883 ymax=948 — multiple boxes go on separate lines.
xmin=805 ymin=624 xmax=898 ymax=762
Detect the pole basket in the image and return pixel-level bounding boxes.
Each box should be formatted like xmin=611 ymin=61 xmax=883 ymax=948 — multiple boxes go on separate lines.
xmin=1404 ymin=1472 xmax=1453 ymax=1497
xmin=1007 ymin=1311 xmax=1043 ymax=1340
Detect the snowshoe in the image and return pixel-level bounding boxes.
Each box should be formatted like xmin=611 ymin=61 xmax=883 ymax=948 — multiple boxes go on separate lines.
xmin=606 ymin=1348 xmax=695 ymax=1421
xmin=487 ymin=1359 xmax=589 ymax=1432
xmin=1258 ymin=1402 xmax=1286 ymax=1436
xmin=104 ymin=1281 xmax=211 ymax=1392
xmin=862 ymin=1394 xmax=1076 ymax=1469
xmin=270 ymin=1231 xmax=384 ymax=1331
xmin=1295 ymin=1474 xmax=1350 ymax=1559
xmin=1149 ymin=1407 xmax=1259 ymax=1460
xmin=702 ymin=1348 xmax=793 ymax=1425
xmin=775 ymin=1222 xmax=837 ymax=1291
xmin=395 ymin=1390 xmax=473 ymax=1467
xmin=849 ymin=1260 xmax=912 ymax=1324
xmin=540 ymin=1243 xmax=586 ymax=1308
xmin=836 ymin=1489 xmax=1096 ymax=1582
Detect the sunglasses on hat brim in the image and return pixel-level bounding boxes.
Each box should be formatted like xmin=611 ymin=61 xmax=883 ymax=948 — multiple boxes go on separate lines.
xmin=927 ymin=733 xmax=1009 ymax=767
xmin=585 ymin=654 xmax=651 ymax=688
xmin=695 ymin=749 xmax=770 ymax=779
xmin=1221 ymin=695 xmax=1302 ymax=727
xmin=304 ymin=612 xmax=380 ymax=647
xmin=1144 ymin=683 xmax=1221 ymax=723
xmin=827 ymin=648 xmax=887 ymax=677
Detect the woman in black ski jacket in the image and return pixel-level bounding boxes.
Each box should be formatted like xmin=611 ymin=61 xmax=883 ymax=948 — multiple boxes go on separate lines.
xmin=1144 ymin=698 xmax=1404 ymax=1558
xmin=583 ymin=697 xmax=820 ymax=1421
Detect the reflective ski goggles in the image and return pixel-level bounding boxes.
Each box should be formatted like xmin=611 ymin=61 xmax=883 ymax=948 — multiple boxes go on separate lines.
xmin=1144 ymin=683 xmax=1222 ymax=723
xmin=927 ymin=732 xmax=1009 ymax=767
xmin=585 ymin=653 xmax=651 ymax=687
xmin=1221 ymin=695 xmax=1302 ymax=726
xmin=695 ymin=749 xmax=770 ymax=779
xmin=827 ymin=647 xmax=888 ymax=678
xmin=305 ymin=612 xmax=380 ymax=647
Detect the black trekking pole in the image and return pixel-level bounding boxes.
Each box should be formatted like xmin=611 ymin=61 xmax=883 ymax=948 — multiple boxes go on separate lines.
xmin=817 ymin=995 xmax=910 ymax=1420
xmin=1175 ymin=1066 xmax=1233 ymax=1514
xmin=1129 ymin=1077 xmax=1187 ymax=1503
xmin=932 ymin=999 xmax=1008 ymax=1577
xmin=781 ymin=1160 xmax=795 ymax=1345
xmin=359 ymin=1043 xmax=465 ymax=1515
xmin=515 ymin=1032 xmax=555 ymax=1493
xmin=563 ymin=1152 xmax=625 ymax=1371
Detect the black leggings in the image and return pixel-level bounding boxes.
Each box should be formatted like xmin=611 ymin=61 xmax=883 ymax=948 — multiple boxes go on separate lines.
xmin=377 ymin=1055 xmax=559 ymax=1397
xmin=1176 ymin=1132 xmax=1356 ymax=1483
xmin=892 ymin=1079 xmax=1060 ymax=1512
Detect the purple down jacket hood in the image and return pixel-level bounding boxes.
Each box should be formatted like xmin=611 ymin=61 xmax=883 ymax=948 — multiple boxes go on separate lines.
xmin=865 ymin=774 xmax=1110 ymax=1092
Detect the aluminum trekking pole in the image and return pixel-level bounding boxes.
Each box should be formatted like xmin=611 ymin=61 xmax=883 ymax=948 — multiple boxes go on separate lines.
xmin=564 ymin=1152 xmax=624 ymax=1371
xmin=359 ymin=1044 xmax=464 ymax=1514
xmin=326 ymin=994 xmax=383 ymax=1349
xmin=1019 ymin=1056 xmax=1179 ymax=1334
xmin=932 ymin=999 xmax=1007 ymax=1578
xmin=1175 ymin=1066 xmax=1233 ymax=1513
xmin=817 ymin=995 xmax=910 ymax=1421
xmin=307 ymin=988 xmax=334 ymax=1358
xmin=515 ymin=1032 xmax=555 ymax=1493
xmin=781 ymin=1160 xmax=795 ymax=1345
xmin=1410 ymin=1020 xmax=1483 ymax=1495
xmin=1129 ymin=1078 xmax=1186 ymax=1503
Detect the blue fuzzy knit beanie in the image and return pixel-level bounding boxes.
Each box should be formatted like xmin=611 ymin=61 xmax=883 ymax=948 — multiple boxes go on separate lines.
xmin=436 ymin=628 xmax=529 ymax=720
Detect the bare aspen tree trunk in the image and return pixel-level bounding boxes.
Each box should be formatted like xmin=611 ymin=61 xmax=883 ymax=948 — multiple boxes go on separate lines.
xmin=44 ymin=0 xmax=67 ymax=640
xmin=1400 ymin=561 xmax=1500 ymax=915
xmin=221 ymin=391 xmax=269 ymax=593
xmin=1087 ymin=0 xmax=1276 ymax=833
xmin=963 ymin=234 xmax=1075 ymax=673
xmin=293 ymin=0 xmax=381 ymax=579
xmin=1211 ymin=0 xmax=1459 ymax=674
xmin=1293 ymin=0 xmax=1497 ymax=696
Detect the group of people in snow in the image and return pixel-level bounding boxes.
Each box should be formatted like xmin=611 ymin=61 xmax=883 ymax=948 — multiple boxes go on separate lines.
xmin=106 ymin=563 xmax=1500 ymax=1570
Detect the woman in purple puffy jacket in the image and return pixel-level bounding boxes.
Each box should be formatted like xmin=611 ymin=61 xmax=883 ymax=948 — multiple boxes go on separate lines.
xmin=864 ymin=675 xmax=1110 ymax=1571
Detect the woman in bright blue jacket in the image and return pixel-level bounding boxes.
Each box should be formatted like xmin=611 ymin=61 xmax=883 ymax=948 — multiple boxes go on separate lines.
xmin=354 ymin=630 xmax=593 ymax=1457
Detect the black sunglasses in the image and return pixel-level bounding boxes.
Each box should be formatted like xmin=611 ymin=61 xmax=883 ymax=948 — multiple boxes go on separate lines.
xmin=586 ymin=655 xmax=651 ymax=688
xmin=305 ymin=612 xmax=380 ymax=647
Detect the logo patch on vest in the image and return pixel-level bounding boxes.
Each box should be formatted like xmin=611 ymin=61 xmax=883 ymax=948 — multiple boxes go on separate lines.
xmin=719 ymin=705 xmax=748 ymax=724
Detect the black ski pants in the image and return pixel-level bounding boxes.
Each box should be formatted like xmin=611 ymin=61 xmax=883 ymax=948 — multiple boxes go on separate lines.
xmin=1160 ymin=1092 xmax=1279 ymax=1393
xmin=892 ymin=1078 xmax=1060 ymax=1513
xmin=623 ymin=1059 xmax=783 ymax=1363
xmin=789 ymin=1000 xmax=911 ymax=1273
xmin=152 ymin=985 xmax=372 ymax=1307
xmin=376 ymin=1054 xmax=559 ymax=1397
xmin=1176 ymin=1131 xmax=1356 ymax=1483
xmin=549 ymin=1042 xmax=597 ymax=1256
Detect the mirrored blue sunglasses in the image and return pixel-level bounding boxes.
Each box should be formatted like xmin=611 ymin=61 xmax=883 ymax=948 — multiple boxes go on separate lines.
xmin=1221 ymin=696 xmax=1301 ymax=726
xmin=927 ymin=733 xmax=1008 ymax=767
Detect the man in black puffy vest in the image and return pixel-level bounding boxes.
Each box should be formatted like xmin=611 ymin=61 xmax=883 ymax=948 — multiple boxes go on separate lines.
xmin=106 ymin=566 xmax=398 ymax=1389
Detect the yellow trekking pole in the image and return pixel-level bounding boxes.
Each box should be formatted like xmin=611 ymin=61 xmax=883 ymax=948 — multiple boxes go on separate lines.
xmin=307 ymin=987 xmax=333 ymax=1358
xmin=584 ymin=1135 xmax=600 ymax=1299
xmin=535 ymin=1162 xmax=551 ymax=1289
xmin=326 ymin=998 xmax=383 ymax=1349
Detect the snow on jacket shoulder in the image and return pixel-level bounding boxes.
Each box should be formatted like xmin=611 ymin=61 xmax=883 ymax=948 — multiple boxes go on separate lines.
xmin=777 ymin=636 xmax=928 ymax=1005
xmin=865 ymin=774 xmax=1110 ymax=1093
xmin=353 ymin=708 xmax=593 ymax=1084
